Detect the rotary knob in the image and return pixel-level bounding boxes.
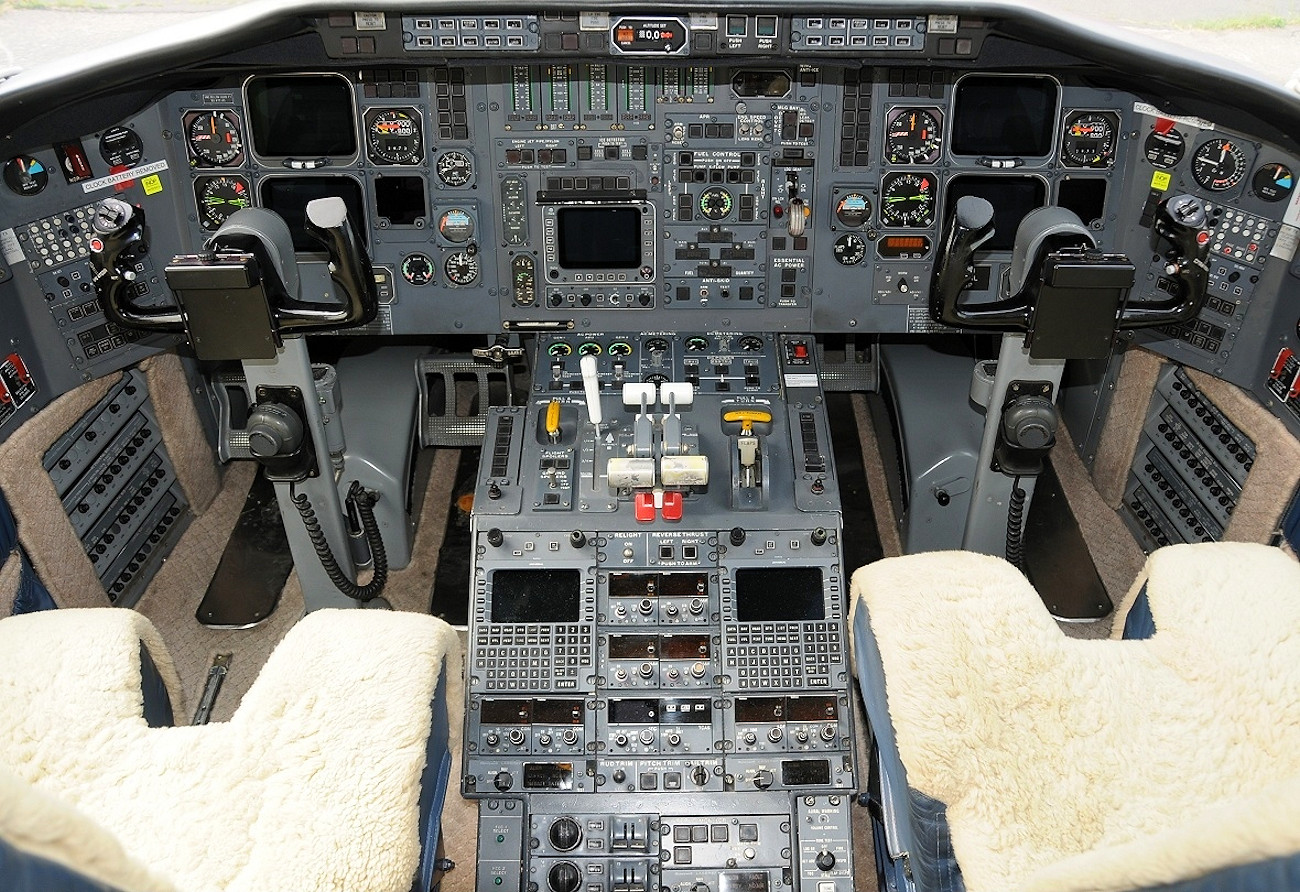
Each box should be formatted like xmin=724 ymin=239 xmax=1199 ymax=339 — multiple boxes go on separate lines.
xmin=753 ymin=769 xmax=774 ymax=790
xmin=561 ymin=728 xmax=579 ymax=746
xmin=493 ymin=770 xmax=513 ymax=792
xmin=549 ymin=817 xmax=582 ymax=852
xmin=815 ymin=850 xmax=837 ymax=871
xmin=507 ymin=728 xmax=526 ymax=746
xmin=245 ymin=403 xmax=304 ymax=458
xmin=548 ymin=861 xmax=582 ymax=892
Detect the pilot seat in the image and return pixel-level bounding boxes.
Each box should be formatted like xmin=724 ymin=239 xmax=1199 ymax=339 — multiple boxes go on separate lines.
xmin=851 ymin=542 xmax=1300 ymax=892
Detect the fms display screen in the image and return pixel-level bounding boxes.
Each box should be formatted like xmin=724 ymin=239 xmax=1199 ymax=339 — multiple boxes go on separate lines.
xmin=490 ymin=569 xmax=582 ymax=624
xmin=735 ymin=567 xmax=825 ymax=622
xmin=951 ymin=75 xmax=1058 ymax=158
xmin=557 ymin=207 xmax=641 ymax=269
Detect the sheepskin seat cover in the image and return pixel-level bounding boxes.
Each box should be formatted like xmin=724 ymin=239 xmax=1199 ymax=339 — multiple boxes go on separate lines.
xmin=851 ymin=542 xmax=1300 ymax=892
xmin=0 ymin=607 xmax=460 ymax=892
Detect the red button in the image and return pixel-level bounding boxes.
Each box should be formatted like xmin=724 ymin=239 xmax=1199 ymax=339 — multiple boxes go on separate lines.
xmin=793 ymin=343 xmax=809 ymax=359
xmin=635 ymin=492 xmax=655 ymax=522
xmin=661 ymin=491 xmax=683 ymax=521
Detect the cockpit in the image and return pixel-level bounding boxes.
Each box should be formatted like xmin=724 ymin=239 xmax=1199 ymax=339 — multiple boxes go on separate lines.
xmin=1 ymin=2 xmax=1298 ymax=890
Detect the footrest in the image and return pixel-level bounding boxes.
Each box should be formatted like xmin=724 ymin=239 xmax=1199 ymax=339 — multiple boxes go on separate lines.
xmin=418 ymin=356 xmax=518 ymax=447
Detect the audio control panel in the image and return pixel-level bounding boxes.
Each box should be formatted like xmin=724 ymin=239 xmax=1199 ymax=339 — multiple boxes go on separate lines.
xmin=464 ymin=332 xmax=853 ymax=892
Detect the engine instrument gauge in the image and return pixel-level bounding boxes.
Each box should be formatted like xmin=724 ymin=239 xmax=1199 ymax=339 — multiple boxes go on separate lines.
xmin=365 ymin=108 xmax=423 ymax=165
xmin=444 ymin=251 xmax=479 ymax=286
xmin=879 ymin=172 xmax=936 ymax=227
xmin=1061 ymin=110 xmax=1119 ymax=168
xmin=608 ymin=341 xmax=633 ymax=357
xmin=1143 ymin=127 xmax=1184 ymax=169
xmin=578 ymin=341 xmax=603 ymax=356
xmin=3 ymin=155 xmax=49 ymax=196
xmin=99 ymin=127 xmax=144 ymax=169
xmin=645 ymin=337 xmax=670 ymax=354
xmin=436 ymin=151 xmax=474 ymax=187
xmin=738 ymin=335 xmax=764 ymax=352
xmin=186 ymin=110 xmax=244 ymax=167
xmin=548 ymin=342 xmax=573 ymax=357
xmin=884 ymin=107 xmax=943 ymax=164
xmin=401 ymin=253 xmax=435 ymax=285
xmin=833 ymin=233 xmax=867 ymax=265
xmin=438 ymin=208 xmax=475 ymax=243
xmin=194 ymin=175 xmax=252 ymax=231
xmin=834 ymin=192 xmax=871 ymax=228
xmin=685 ymin=336 xmax=711 ymax=352
xmin=699 ymin=186 xmax=733 ymax=221
xmin=1191 ymin=139 xmax=1247 ymax=192
xmin=1252 ymin=162 xmax=1295 ymax=203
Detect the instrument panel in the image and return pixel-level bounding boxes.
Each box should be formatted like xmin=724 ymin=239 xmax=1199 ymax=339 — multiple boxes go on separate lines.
xmin=1 ymin=8 xmax=1299 ymax=435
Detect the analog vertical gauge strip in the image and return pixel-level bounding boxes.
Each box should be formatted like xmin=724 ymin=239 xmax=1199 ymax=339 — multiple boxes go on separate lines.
xmin=1191 ymin=139 xmax=1247 ymax=192
xmin=879 ymin=171 xmax=937 ymax=227
xmin=364 ymin=108 xmax=424 ymax=165
xmin=185 ymin=110 xmax=244 ymax=167
xmin=1143 ymin=127 xmax=1184 ymax=169
xmin=195 ymin=175 xmax=252 ymax=231
xmin=1060 ymin=110 xmax=1119 ymax=168
xmin=884 ymin=107 xmax=943 ymax=164
xmin=1252 ymin=162 xmax=1295 ymax=203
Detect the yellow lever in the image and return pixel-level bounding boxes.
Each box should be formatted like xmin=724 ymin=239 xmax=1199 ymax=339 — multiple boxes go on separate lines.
xmin=546 ymin=400 xmax=561 ymax=439
xmin=723 ymin=408 xmax=772 ymax=435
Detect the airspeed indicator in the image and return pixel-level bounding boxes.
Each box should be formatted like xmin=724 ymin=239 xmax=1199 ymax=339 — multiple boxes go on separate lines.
xmin=1191 ymin=139 xmax=1247 ymax=192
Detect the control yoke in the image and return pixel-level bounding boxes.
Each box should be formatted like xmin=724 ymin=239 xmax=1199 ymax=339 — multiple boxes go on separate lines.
xmin=90 ymin=197 xmax=377 ymax=360
xmin=930 ymin=193 xmax=1211 ymax=359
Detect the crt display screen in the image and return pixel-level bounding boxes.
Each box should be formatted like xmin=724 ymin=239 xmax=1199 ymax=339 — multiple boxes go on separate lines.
xmin=490 ymin=569 xmax=582 ymax=624
xmin=945 ymin=175 xmax=1047 ymax=251
xmin=951 ymin=75 xmax=1058 ymax=158
xmin=557 ymin=207 xmax=641 ymax=269
xmin=247 ymin=75 xmax=357 ymax=159
xmin=260 ymin=176 xmax=366 ymax=252
xmin=735 ymin=567 xmax=825 ymax=622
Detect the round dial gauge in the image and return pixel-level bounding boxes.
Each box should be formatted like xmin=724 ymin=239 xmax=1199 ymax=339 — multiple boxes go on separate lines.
xmin=879 ymin=172 xmax=937 ymax=228
xmin=187 ymin=111 xmax=243 ymax=167
xmin=436 ymin=150 xmax=473 ymax=187
xmin=365 ymin=108 xmax=423 ymax=165
xmin=547 ymin=342 xmax=573 ymax=357
xmin=738 ymin=335 xmax=764 ymax=352
xmin=833 ymin=233 xmax=867 ymax=266
xmin=608 ymin=341 xmax=633 ymax=357
xmin=444 ymin=250 xmax=479 ymax=286
xmin=438 ymin=207 xmax=475 ymax=243
xmin=884 ymin=108 xmax=943 ymax=164
xmin=1061 ymin=111 xmax=1119 ymax=168
xmin=401 ymin=253 xmax=435 ymax=285
xmin=1143 ymin=128 xmax=1185 ymax=169
xmin=1191 ymin=139 xmax=1247 ymax=192
xmin=578 ymin=341 xmax=602 ymax=356
xmin=195 ymin=175 xmax=252 ymax=231
xmin=1252 ymin=162 xmax=1295 ymax=203
xmin=99 ymin=127 xmax=144 ymax=169
xmin=835 ymin=192 xmax=872 ymax=228
xmin=3 ymin=155 xmax=49 ymax=196
xmin=685 ymin=336 xmax=710 ymax=352
xmin=699 ymin=186 xmax=733 ymax=221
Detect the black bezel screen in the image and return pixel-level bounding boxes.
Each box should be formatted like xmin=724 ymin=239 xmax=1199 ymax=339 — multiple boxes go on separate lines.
xmin=490 ymin=568 xmax=582 ymax=624
xmin=945 ymin=175 xmax=1047 ymax=251
xmin=260 ymin=176 xmax=367 ymax=252
xmin=951 ymin=75 xmax=1058 ymax=158
xmin=735 ymin=567 xmax=825 ymax=622
xmin=246 ymin=74 xmax=357 ymax=159
xmin=557 ymin=206 xmax=641 ymax=269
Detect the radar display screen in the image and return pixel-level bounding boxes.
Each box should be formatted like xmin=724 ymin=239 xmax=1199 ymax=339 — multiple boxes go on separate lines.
xmin=945 ymin=175 xmax=1047 ymax=251
xmin=246 ymin=74 xmax=357 ymax=159
xmin=259 ymin=176 xmax=366 ymax=252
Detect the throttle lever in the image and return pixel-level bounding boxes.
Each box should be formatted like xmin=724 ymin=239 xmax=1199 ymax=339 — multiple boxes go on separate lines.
xmin=90 ymin=197 xmax=184 ymax=331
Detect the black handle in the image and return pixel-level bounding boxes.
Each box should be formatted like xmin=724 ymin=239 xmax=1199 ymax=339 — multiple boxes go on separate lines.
xmin=1117 ymin=194 xmax=1210 ymax=328
xmin=90 ymin=198 xmax=185 ymax=332
xmin=930 ymin=195 xmax=1040 ymax=329
xmin=277 ymin=197 xmax=378 ymax=332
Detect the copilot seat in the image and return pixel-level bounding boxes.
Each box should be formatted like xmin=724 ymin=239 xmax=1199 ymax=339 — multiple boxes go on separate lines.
xmin=0 ymin=607 xmax=459 ymax=892
xmin=851 ymin=542 xmax=1300 ymax=892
